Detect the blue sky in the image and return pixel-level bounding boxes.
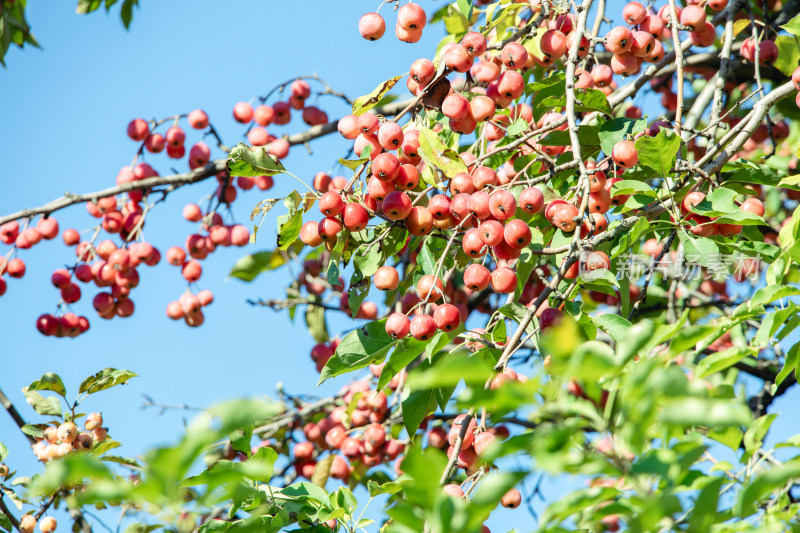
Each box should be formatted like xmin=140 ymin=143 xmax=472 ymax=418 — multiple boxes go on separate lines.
xmin=1 ymin=1 xmax=798 ymax=532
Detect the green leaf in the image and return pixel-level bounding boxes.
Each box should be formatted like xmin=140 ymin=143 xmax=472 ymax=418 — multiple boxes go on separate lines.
xmin=417 ymin=127 xmax=468 ymax=178
xmin=319 ymin=320 xmax=397 ymax=383
xmin=27 ymin=373 xmax=66 ymax=398
xmin=539 ymin=125 xmax=600 ymax=148
xmin=405 ymin=353 xmax=493 ymax=389
xmin=661 ymin=398 xmax=752 ymax=428
xmin=736 ymin=459 xmax=800 ymax=516
xmin=782 ymin=13 xmax=800 ymax=37
xmin=0 ymin=443 xmax=7 ymax=462
xmin=76 ymin=0 xmax=103 ymax=14
xmin=229 ymin=250 xmax=288 ymax=282
xmin=347 ymin=273 xmax=370 ymax=318
xmin=695 ymin=346 xmax=754 ymax=378
xmin=678 ymin=232 xmax=720 ymax=269
xmin=368 ymin=479 xmax=402 ymax=499
xmin=338 ymin=156 xmax=369 ymax=171
xmin=749 ymin=285 xmax=800 ymax=309
xmin=456 ymin=0 xmax=473 ymax=19
xmin=401 ymin=388 xmax=438 ymax=439
xmin=506 ymin=118 xmax=528 ymax=136
xmin=635 ymin=129 xmax=680 ymax=177
xmin=687 ymin=477 xmax=724 ymax=532
xmin=598 ymin=117 xmax=647 ymax=155
xmin=616 ymin=320 xmax=655 ymax=363
xmin=773 ymin=35 xmax=800 ymax=76
xmin=227 ymin=143 xmax=286 ymax=177
xmin=497 ymin=303 xmax=536 ymax=335
xmin=22 ymin=389 xmax=62 ymax=417
xmin=280 ymin=481 xmax=333 ymax=510
xmin=28 ymin=452 xmax=114 ymax=497
xmin=400 ymin=446 xmax=449 ymax=508
xmin=540 ymin=88 xmax=611 ymax=115
xmin=276 ymin=191 xmax=304 ymax=251
xmin=424 ymin=330 xmax=454 ymax=362
xmin=124 ymin=525 xmax=162 ymax=533
xmin=417 ymin=237 xmax=439 ymax=275
xmin=778 ymin=174 xmax=800 ymax=190
xmin=696 ymin=346 xmax=753 ymax=379
xmin=79 ymin=368 xmax=137 ymax=395
xmin=670 ymin=324 xmax=717 ymax=354
xmin=208 ymin=398 xmax=284 ymax=434
xmin=744 ymin=414 xmax=777 ymax=456
xmin=691 ymin=187 xmax=765 ymax=225
xmin=305 ymin=304 xmax=328 ymax=344
xmin=119 ymin=0 xmax=138 ymax=28
xmin=609 ymin=180 xmax=655 ymax=195
xmin=311 ymin=454 xmax=334 ymax=488
xmin=378 ymin=338 xmax=428 ymax=390
xmin=775 ymin=343 xmax=800 ymax=388
xmin=443 ymin=10 xmax=470 ymax=34
xmin=21 ymin=424 xmax=47 ymax=439
xmin=102 ymin=455 xmax=141 ymax=468
xmin=725 ymin=160 xmax=784 ymax=186
xmin=352 ymin=75 xmax=402 ymax=116
xmin=591 ymin=314 xmax=631 ymax=343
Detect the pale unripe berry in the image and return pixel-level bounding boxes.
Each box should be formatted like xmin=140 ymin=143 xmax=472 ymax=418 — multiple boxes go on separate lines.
xmin=20 ymin=515 xmax=36 ymax=533
xmin=84 ymin=412 xmax=103 ymax=431
xmin=39 ymin=517 xmax=57 ymax=533
xmin=57 ymin=422 xmax=79 ymax=444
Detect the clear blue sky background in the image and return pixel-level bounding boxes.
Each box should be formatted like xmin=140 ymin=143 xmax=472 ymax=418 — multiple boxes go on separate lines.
xmin=1 ymin=1 xmax=798 ymax=532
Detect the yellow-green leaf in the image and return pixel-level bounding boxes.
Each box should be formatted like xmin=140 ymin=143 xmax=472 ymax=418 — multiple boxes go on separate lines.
xmin=352 ymin=75 xmax=403 ymax=116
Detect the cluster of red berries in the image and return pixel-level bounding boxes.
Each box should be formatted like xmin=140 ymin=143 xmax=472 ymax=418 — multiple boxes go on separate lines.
xmin=0 ymin=217 xmax=60 ymax=296
xmin=11 ymin=93 xmax=292 ymax=336
xmin=127 ymin=111 xmax=212 ymax=166
xmin=231 ymin=79 xmax=327 ymax=159
xmin=293 ymin=377 xmax=404 ymax=482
